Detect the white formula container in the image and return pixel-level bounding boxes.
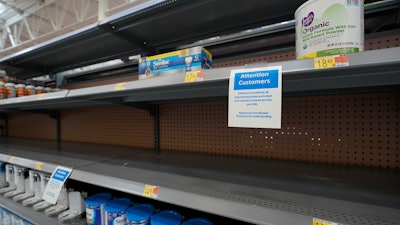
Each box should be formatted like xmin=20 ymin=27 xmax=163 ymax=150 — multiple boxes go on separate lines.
xmin=295 ymin=0 xmax=364 ymax=59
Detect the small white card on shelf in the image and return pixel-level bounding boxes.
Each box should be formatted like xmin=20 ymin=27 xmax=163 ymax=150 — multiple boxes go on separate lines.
xmin=42 ymin=166 xmax=72 ymax=204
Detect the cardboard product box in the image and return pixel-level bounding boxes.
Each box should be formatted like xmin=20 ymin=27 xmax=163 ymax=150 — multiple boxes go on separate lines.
xmin=138 ymin=46 xmax=212 ymax=80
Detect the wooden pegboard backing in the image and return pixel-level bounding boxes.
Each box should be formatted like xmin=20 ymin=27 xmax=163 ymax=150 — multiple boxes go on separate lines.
xmin=61 ymin=106 xmax=154 ymax=148
xmin=160 ymin=92 xmax=400 ymax=169
xmin=212 ymin=33 xmax=400 ymax=68
xmin=8 ymin=112 xmax=57 ymax=140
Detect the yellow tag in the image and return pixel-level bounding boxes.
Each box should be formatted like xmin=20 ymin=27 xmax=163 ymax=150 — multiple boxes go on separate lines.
xmin=35 ymin=162 xmax=44 ymax=170
xmin=185 ymin=72 xmax=197 ymax=82
xmin=185 ymin=71 xmax=204 ymax=82
xmin=8 ymin=156 xmax=15 ymax=163
xmin=143 ymin=185 xmax=159 ymax=198
xmin=313 ymin=218 xmax=339 ymax=225
xmin=37 ymin=94 xmax=45 ymax=100
xmin=314 ymin=56 xmax=336 ymax=69
xmin=114 ymin=83 xmax=127 ymax=91
xmin=314 ymin=55 xmax=349 ymax=69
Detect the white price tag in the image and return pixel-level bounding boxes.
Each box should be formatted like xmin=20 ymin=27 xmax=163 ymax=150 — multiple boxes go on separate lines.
xmin=42 ymin=166 xmax=72 ymax=204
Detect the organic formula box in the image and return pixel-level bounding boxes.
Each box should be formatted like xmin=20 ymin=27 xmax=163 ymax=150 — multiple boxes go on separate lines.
xmin=138 ymin=46 xmax=212 ymax=79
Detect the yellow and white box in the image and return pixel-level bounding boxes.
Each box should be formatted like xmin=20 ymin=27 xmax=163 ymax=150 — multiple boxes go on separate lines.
xmin=138 ymin=46 xmax=212 ymax=79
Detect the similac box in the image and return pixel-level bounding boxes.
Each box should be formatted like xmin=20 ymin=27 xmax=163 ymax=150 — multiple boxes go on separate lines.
xmin=138 ymin=46 xmax=212 ymax=79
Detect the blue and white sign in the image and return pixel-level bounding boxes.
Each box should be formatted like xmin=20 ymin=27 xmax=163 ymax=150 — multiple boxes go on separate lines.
xmin=42 ymin=166 xmax=72 ymax=204
xmin=228 ymin=66 xmax=282 ymax=129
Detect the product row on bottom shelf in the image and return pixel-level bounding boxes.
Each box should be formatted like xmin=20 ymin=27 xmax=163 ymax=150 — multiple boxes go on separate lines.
xmin=0 ymin=160 xmax=245 ymax=225
xmin=0 ymin=206 xmax=34 ymax=225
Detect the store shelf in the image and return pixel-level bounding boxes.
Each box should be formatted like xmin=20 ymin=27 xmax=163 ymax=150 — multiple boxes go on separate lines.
xmin=0 ymin=0 xmax=306 ymax=78
xmin=0 ymin=90 xmax=115 ymax=111
xmin=1 ymin=138 xmax=399 ymax=225
xmin=1 ymin=0 xmax=398 ymax=79
xmin=0 ymin=47 xmax=398 ymax=111
xmin=0 ymin=196 xmax=60 ymax=225
xmin=68 ymin=47 xmax=400 ymax=103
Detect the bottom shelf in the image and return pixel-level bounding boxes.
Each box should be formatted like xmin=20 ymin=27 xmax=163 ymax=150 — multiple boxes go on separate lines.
xmin=0 ymin=195 xmax=67 ymax=225
xmin=1 ymin=138 xmax=399 ymax=225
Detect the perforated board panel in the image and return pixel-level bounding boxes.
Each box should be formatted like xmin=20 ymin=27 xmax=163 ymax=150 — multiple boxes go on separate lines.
xmin=160 ymin=92 xmax=400 ymax=169
xmin=8 ymin=112 xmax=56 ymax=140
xmin=213 ymin=33 xmax=400 ymax=68
xmin=61 ymin=106 xmax=154 ymax=148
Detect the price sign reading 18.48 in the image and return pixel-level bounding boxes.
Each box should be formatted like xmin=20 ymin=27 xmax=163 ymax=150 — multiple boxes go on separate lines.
xmin=314 ymin=54 xmax=349 ymax=69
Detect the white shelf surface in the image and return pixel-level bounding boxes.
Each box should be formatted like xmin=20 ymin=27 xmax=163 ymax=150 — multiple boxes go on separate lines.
xmin=1 ymin=138 xmax=399 ymax=225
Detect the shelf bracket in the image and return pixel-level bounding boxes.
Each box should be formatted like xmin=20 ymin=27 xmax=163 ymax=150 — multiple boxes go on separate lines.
xmin=123 ymin=103 xmax=160 ymax=152
xmin=0 ymin=113 xmax=9 ymax=137
xmin=48 ymin=110 xmax=61 ymax=143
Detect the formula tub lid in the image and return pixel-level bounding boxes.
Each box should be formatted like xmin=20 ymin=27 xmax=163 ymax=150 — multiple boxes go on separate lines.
xmin=183 ymin=218 xmax=214 ymax=225
xmin=104 ymin=198 xmax=131 ymax=213
xmin=85 ymin=193 xmax=112 ymax=207
xmin=151 ymin=210 xmax=182 ymax=225
xmin=126 ymin=203 xmax=155 ymax=222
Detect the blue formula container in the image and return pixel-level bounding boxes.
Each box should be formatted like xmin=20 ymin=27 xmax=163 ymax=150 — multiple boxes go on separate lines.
xmin=182 ymin=218 xmax=213 ymax=225
xmin=104 ymin=198 xmax=131 ymax=225
xmin=126 ymin=203 xmax=155 ymax=225
xmin=151 ymin=210 xmax=182 ymax=225
xmin=85 ymin=193 xmax=112 ymax=225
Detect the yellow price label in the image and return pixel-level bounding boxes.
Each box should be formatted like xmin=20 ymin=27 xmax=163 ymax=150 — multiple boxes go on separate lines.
xmin=185 ymin=72 xmax=197 ymax=82
xmin=143 ymin=185 xmax=159 ymax=198
xmin=314 ymin=56 xmax=336 ymax=69
xmin=185 ymin=71 xmax=204 ymax=83
xmin=8 ymin=156 xmax=15 ymax=163
xmin=313 ymin=218 xmax=339 ymax=225
xmin=35 ymin=162 xmax=44 ymax=170
xmin=37 ymin=94 xmax=45 ymax=100
xmin=114 ymin=82 xmax=127 ymax=91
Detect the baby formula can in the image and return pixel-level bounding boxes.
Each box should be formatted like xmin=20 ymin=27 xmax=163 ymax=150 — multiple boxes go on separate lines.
xmin=295 ymin=0 xmax=364 ymax=59
xmin=126 ymin=203 xmax=154 ymax=225
xmin=5 ymin=83 xmax=16 ymax=98
xmin=0 ymin=82 xmax=5 ymax=99
xmin=85 ymin=193 xmax=112 ymax=225
xmin=151 ymin=210 xmax=182 ymax=225
xmin=15 ymin=84 xmax=26 ymax=97
xmin=25 ymin=85 xmax=36 ymax=95
xmin=35 ymin=86 xmax=44 ymax=94
xmin=182 ymin=218 xmax=214 ymax=225
xmin=104 ymin=198 xmax=131 ymax=225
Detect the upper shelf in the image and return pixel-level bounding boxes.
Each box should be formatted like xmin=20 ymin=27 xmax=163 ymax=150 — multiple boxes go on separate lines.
xmin=0 ymin=47 xmax=399 ymax=111
xmin=0 ymin=138 xmax=399 ymax=225
xmin=1 ymin=0 xmax=398 ymax=79
xmin=0 ymin=0 xmax=305 ymax=78
xmin=68 ymin=47 xmax=400 ymax=102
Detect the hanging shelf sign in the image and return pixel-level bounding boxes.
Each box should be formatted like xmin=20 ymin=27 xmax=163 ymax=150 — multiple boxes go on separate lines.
xmin=228 ymin=66 xmax=282 ymax=129
xmin=42 ymin=166 xmax=73 ymax=204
